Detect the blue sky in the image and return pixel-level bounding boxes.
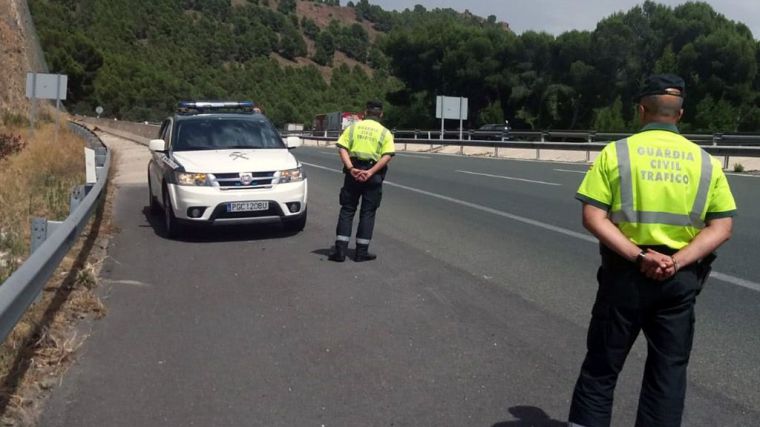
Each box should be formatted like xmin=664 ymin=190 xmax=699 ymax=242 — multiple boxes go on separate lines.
xmin=369 ymin=1 xmax=759 ymax=39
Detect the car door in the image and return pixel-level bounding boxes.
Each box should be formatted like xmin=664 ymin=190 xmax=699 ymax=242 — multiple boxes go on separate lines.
xmin=149 ymin=118 xmax=173 ymax=202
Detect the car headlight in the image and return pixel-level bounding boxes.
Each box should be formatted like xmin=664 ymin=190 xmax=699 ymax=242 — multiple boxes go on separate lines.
xmin=278 ymin=167 xmax=304 ymax=184
xmin=175 ymin=172 xmax=214 ymax=186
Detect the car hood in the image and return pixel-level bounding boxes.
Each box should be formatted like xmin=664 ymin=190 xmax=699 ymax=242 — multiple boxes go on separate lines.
xmin=171 ymin=149 xmax=298 ymax=173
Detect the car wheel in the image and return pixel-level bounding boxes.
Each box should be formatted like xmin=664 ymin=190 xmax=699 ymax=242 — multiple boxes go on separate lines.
xmin=162 ymin=187 xmax=181 ymax=239
xmin=283 ymin=208 xmax=307 ymax=233
xmin=148 ymin=171 xmax=160 ymax=215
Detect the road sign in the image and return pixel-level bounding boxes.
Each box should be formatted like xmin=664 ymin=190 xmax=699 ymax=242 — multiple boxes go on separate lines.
xmin=26 ymin=73 xmax=67 ymax=100
xmin=26 ymin=73 xmax=68 ymax=137
xmin=436 ymin=96 xmax=469 ymax=140
xmin=436 ymin=96 xmax=468 ymax=120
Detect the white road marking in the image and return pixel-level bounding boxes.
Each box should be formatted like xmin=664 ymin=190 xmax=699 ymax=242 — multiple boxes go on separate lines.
xmin=456 ymin=170 xmax=561 ymax=186
xmin=105 ymin=279 xmax=152 ymax=287
xmin=396 ymin=153 xmax=432 ymax=159
xmin=554 ymin=169 xmax=587 ymax=174
xmin=302 ymin=161 xmax=760 ymax=293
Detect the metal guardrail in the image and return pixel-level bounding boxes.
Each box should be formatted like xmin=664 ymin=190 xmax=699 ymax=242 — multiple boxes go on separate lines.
xmin=303 ymin=135 xmax=760 ymax=161
xmin=295 ymin=129 xmax=760 ymax=147
xmin=0 ymin=122 xmax=110 ymax=343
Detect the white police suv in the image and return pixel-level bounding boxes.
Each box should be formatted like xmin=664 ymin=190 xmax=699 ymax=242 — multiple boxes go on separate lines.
xmin=147 ymin=101 xmax=307 ymax=238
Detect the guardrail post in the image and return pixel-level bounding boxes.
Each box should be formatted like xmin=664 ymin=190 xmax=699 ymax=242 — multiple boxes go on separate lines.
xmin=494 ymin=144 xmax=499 ymax=157
xmin=94 ymin=147 xmax=107 ymax=167
xmin=724 ymin=155 xmax=729 ymax=170
xmin=70 ymin=185 xmax=87 ymax=214
xmin=30 ymin=217 xmax=47 ymax=254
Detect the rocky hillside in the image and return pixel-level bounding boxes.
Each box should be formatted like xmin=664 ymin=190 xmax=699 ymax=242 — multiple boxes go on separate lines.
xmin=0 ymin=0 xmax=48 ymax=116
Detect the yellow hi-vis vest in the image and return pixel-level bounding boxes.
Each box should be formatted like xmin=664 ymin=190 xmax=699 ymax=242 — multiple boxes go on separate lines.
xmin=336 ymin=118 xmax=395 ymax=162
xmin=576 ymin=123 xmax=737 ymax=249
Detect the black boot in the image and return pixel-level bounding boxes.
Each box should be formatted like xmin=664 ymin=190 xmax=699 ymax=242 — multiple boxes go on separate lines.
xmin=354 ymin=244 xmax=377 ymax=262
xmin=328 ymin=241 xmax=348 ymax=262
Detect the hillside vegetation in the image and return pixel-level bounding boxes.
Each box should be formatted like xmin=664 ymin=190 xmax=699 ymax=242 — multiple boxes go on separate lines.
xmin=28 ymin=0 xmax=760 ymax=132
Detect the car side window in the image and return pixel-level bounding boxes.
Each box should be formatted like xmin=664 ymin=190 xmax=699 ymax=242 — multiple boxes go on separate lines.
xmin=162 ymin=119 xmax=173 ymax=148
xmin=158 ymin=120 xmax=168 ymax=140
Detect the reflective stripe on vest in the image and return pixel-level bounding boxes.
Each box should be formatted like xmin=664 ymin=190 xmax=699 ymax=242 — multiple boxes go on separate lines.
xmin=610 ymin=138 xmax=713 ymax=229
xmin=375 ymin=129 xmax=388 ymax=158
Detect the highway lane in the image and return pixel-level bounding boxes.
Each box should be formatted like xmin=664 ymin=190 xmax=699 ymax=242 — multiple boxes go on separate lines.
xmin=41 ymin=140 xmax=759 ymax=425
xmin=295 ymin=146 xmax=760 ymax=414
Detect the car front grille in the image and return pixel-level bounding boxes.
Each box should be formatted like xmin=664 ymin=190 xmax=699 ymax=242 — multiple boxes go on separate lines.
xmin=214 ymin=172 xmax=276 ymax=189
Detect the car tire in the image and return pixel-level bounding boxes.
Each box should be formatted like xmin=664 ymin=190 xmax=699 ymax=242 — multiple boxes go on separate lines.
xmin=162 ymin=186 xmax=182 ymax=239
xmin=148 ymin=171 xmax=160 ymax=215
xmin=283 ymin=208 xmax=307 ymax=233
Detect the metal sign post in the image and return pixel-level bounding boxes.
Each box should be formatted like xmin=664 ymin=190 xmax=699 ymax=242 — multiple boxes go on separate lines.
xmin=436 ymin=95 xmax=469 ymax=142
xmin=459 ymin=97 xmax=464 ymax=140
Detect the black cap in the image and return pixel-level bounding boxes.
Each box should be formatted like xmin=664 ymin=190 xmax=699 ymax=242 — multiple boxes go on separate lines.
xmin=366 ymin=100 xmax=383 ymax=111
xmin=635 ymin=74 xmax=685 ymax=102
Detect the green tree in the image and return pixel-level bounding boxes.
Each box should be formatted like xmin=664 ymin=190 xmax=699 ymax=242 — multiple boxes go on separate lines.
xmin=593 ymin=96 xmax=627 ymax=132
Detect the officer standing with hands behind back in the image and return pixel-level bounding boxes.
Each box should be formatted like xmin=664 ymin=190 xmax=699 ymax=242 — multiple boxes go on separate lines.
xmin=328 ymin=100 xmax=395 ymax=262
xmin=568 ymin=74 xmax=737 ymax=427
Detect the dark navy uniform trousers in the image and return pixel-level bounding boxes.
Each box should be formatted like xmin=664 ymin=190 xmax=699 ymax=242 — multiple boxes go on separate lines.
xmin=569 ymin=246 xmax=703 ymax=427
xmin=336 ymin=170 xmax=383 ymax=243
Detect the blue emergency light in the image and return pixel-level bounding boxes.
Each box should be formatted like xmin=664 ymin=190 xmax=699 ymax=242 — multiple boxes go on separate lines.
xmin=177 ymin=101 xmax=256 ymax=114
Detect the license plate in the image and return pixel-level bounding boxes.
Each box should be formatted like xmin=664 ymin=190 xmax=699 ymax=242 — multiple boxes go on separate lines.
xmin=228 ymin=201 xmax=269 ymax=212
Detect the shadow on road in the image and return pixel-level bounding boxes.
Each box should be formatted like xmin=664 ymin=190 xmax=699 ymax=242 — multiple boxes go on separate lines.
xmin=492 ymin=406 xmax=566 ymax=427
xmin=141 ymin=206 xmax=301 ymax=243
xmin=311 ymin=248 xmax=358 ymax=261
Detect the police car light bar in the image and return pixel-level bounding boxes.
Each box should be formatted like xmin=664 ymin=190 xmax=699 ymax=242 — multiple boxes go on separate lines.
xmin=177 ymin=101 xmax=256 ymax=113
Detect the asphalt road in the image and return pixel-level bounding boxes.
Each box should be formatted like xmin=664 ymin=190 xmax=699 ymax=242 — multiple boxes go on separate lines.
xmin=41 ymin=142 xmax=760 ymax=426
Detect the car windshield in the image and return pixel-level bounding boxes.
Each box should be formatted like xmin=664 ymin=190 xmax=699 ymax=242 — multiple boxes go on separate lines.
xmin=173 ymin=117 xmax=285 ymax=151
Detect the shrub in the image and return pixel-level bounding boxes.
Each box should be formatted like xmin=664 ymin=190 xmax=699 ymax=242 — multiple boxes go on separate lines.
xmin=2 ymin=111 xmax=28 ymax=127
xmin=733 ymin=163 xmax=745 ymax=172
xmin=0 ymin=133 xmax=26 ymax=161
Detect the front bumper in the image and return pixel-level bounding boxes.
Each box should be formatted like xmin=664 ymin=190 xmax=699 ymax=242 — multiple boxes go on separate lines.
xmin=167 ymin=179 xmax=307 ymax=224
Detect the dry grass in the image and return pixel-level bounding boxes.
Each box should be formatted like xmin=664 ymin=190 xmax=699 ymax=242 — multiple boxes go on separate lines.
xmin=0 ymin=115 xmax=85 ymax=282
xmin=0 ymin=112 xmax=113 ymax=426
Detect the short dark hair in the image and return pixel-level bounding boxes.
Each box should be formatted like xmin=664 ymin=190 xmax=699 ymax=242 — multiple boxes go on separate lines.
xmin=640 ymin=95 xmax=683 ymax=118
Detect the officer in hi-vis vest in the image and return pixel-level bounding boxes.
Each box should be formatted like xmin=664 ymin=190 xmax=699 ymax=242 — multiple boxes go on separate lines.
xmin=328 ymin=100 xmax=395 ymax=262
xmin=568 ymin=74 xmax=737 ymax=427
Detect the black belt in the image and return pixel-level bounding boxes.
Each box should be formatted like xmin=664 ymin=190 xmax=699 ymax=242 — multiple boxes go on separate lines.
xmin=350 ymin=158 xmax=377 ymax=169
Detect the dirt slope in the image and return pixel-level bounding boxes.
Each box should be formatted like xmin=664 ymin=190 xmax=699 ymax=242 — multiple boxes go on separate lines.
xmin=0 ymin=0 xmax=48 ymax=115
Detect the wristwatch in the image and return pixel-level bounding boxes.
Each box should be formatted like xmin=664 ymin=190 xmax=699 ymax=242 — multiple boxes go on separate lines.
xmin=635 ymin=250 xmax=647 ymax=266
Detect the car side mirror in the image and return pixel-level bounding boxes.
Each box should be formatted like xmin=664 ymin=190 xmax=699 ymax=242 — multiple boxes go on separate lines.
xmin=149 ymin=139 xmax=167 ymax=152
xmin=286 ymin=136 xmax=303 ymax=149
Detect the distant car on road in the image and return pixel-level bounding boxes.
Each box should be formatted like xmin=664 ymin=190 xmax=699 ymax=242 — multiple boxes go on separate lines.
xmin=147 ymin=101 xmax=307 ymax=238
xmin=473 ymin=122 xmax=512 ymax=140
